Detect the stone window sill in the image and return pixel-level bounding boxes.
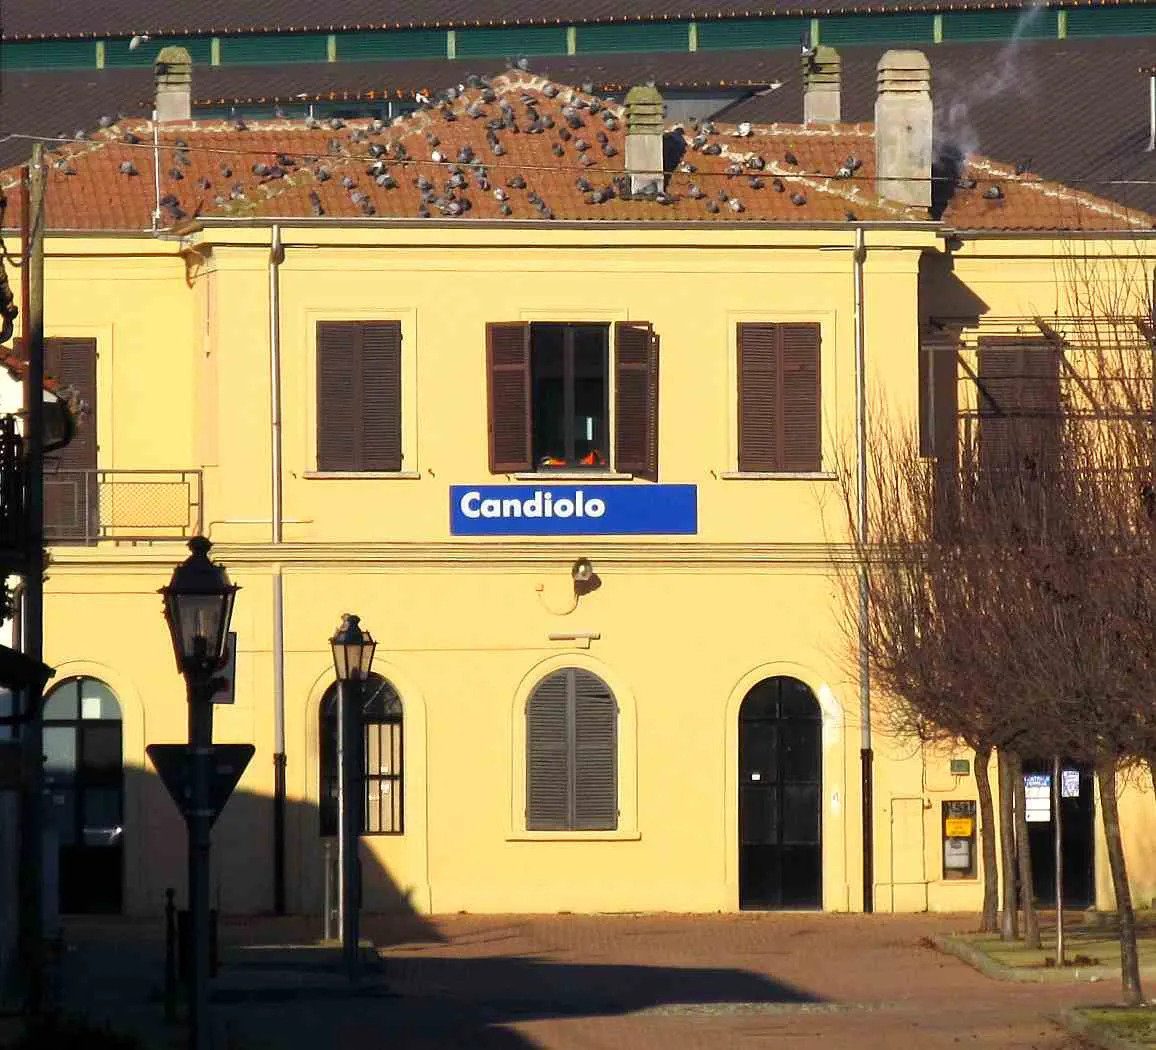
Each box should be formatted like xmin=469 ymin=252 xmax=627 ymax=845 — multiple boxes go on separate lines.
xmin=303 ymin=471 xmax=421 ymax=480
xmin=506 ymin=830 xmax=641 ymax=842
xmin=718 ymin=471 xmax=838 ymax=481
xmin=511 ymin=472 xmax=634 ymax=481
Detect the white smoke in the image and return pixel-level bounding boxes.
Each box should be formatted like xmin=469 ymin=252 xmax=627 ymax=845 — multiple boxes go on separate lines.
xmin=935 ymin=0 xmax=1046 ymax=162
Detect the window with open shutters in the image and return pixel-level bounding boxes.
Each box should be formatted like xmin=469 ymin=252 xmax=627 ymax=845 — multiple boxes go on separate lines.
xmin=736 ymin=323 xmax=821 ymax=473
xmin=526 ymin=668 xmax=617 ymax=831
xmin=485 ymin=321 xmax=658 ymax=479
xmin=976 ymin=338 xmax=1061 ymax=475
xmin=24 ymin=337 xmax=98 ymax=544
xmin=316 ymin=321 xmax=402 ymax=472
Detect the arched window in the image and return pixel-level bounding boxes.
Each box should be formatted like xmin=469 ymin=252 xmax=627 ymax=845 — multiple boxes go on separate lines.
xmin=319 ymin=674 xmax=403 ymax=836
xmin=42 ymin=676 xmax=124 ymax=914
xmin=526 ymin=668 xmax=617 ymax=831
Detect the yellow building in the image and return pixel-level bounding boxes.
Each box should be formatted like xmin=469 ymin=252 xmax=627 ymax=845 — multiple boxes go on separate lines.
xmin=1 ymin=47 xmax=1154 ymax=918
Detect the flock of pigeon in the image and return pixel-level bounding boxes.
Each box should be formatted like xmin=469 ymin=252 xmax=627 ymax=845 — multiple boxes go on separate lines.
xmin=40 ymin=71 xmax=1001 ymax=224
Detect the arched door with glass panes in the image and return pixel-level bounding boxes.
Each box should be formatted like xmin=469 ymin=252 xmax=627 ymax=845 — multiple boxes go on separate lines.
xmin=43 ymin=677 xmax=124 ymax=914
xmin=738 ymin=676 xmax=822 ymax=909
xmin=319 ymin=674 xmax=404 ymax=838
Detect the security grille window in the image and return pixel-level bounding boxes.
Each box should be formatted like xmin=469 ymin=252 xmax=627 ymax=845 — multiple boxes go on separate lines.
xmin=736 ymin=323 xmax=821 ymax=473
xmin=486 ymin=321 xmax=659 ymax=479
xmin=319 ymin=674 xmax=403 ymax=836
xmin=316 ymin=321 xmax=402 ymax=472
xmin=976 ymin=338 xmax=1061 ymax=475
xmin=526 ymin=668 xmax=617 ymax=831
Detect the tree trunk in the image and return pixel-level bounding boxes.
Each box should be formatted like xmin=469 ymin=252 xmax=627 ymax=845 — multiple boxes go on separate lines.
xmin=975 ymin=744 xmax=999 ymax=934
xmin=1011 ymin=753 xmax=1040 ymax=949
xmin=1098 ymin=760 xmax=1143 ymax=1005
xmin=998 ymin=750 xmax=1019 ymax=941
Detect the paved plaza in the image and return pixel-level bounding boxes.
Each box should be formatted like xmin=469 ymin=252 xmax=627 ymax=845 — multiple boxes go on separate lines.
xmin=58 ymin=912 xmax=1112 ymax=1049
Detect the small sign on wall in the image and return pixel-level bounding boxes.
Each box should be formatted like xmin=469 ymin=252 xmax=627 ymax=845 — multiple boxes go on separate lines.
xmin=212 ymin=632 xmax=237 ymax=705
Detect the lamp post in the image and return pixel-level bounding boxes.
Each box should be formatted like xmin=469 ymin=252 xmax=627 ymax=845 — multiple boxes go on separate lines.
xmin=160 ymin=537 xmax=238 ymax=1050
xmin=329 ymin=613 xmax=376 ymax=981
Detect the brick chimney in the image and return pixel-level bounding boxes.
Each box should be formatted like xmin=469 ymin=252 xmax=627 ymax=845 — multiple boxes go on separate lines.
xmin=624 ymin=83 xmax=664 ymax=196
xmin=803 ymin=45 xmax=841 ymax=124
xmin=874 ymin=50 xmax=932 ymax=210
xmin=154 ymin=45 xmax=192 ymax=123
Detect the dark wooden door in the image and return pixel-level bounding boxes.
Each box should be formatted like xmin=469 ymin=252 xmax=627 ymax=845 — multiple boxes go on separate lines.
xmin=739 ymin=677 xmax=822 ymax=909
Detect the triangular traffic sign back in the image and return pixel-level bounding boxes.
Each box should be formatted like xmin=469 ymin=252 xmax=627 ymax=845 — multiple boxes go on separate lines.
xmin=147 ymin=743 xmax=255 ymax=826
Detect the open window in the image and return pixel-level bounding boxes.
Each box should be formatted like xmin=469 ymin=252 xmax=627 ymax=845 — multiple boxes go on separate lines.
xmin=486 ymin=321 xmax=658 ymax=479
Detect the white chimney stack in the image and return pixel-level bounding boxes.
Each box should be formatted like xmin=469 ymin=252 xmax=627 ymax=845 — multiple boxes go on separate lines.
xmin=803 ymin=45 xmax=841 ymax=124
xmin=874 ymin=49 xmax=932 ymax=210
xmin=154 ymin=45 xmax=192 ymax=123
xmin=624 ymin=83 xmax=664 ymax=196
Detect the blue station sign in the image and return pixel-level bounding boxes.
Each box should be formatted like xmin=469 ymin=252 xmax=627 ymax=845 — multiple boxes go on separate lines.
xmin=450 ymin=484 xmax=698 ymax=536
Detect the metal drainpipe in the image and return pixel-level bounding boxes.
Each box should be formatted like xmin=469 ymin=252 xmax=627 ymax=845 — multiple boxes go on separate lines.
xmin=269 ymin=224 xmax=287 ymax=914
xmin=853 ymin=226 xmax=874 ymax=914
xmin=1149 ymin=76 xmax=1156 ymax=152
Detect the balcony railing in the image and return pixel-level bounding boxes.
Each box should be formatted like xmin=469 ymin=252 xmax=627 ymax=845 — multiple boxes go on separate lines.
xmin=44 ymin=469 xmax=203 ymax=545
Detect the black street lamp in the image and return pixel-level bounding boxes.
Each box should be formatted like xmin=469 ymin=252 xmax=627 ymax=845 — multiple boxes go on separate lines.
xmin=329 ymin=613 xmax=375 ymax=980
xmin=160 ymin=537 xmax=238 ymax=1050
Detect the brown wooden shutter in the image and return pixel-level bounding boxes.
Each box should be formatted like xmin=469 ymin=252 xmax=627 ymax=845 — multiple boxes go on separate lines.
xmin=39 ymin=338 xmax=97 ymax=542
xmin=486 ymin=322 xmax=532 ymax=473
xmin=614 ymin=321 xmax=659 ymax=481
xmin=977 ymin=338 xmax=1060 ymax=472
xmin=919 ymin=330 xmax=960 ymax=461
xmin=316 ymin=321 xmax=403 ymax=472
xmin=572 ymin=670 xmax=618 ymax=831
xmin=780 ymin=323 xmax=822 ymax=473
xmin=526 ymin=672 xmax=571 ymax=830
xmin=359 ymin=322 xmax=403 ymax=472
xmin=317 ymin=323 xmax=359 ymax=471
xmin=737 ymin=323 xmax=779 ymax=472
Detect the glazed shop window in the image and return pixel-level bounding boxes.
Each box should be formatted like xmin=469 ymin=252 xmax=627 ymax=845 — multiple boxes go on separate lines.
xmin=526 ymin=668 xmax=617 ymax=831
xmin=486 ymin=321 xmax=659 ymax=480
xmin=316 ymin=321 xmax=403 ymax=472
xmin=319 ymin=674 xmax=404 ymax=836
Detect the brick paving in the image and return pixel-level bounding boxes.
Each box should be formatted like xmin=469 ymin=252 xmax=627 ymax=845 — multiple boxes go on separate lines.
xmin=57 ymin=912 xmax=1115 ymax=1050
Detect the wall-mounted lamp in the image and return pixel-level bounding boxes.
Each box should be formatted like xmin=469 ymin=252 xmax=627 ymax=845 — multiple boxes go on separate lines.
xmin=537 ymin=558 xmax=600 ymax=615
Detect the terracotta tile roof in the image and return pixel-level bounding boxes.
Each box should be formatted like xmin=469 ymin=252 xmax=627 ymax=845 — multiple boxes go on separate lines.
xmin=5 ymin=0 xmax=1132 ymax=40
xmin=5 ymin=38 xmax=1156 ymax=217
xmin=718 ymin=37 xmax=1156 ymax=217
xmin=0 ymin=73 xmax=1147 ymax=232
xmin=942 ymin=157 xmax=1151 ymax=231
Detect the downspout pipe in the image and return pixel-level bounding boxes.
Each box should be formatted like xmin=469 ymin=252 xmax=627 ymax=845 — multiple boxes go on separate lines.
xmin=854 ymin=225 xmax=874 ymax=914
xmin=269 ymin=224 xmax=287 ymax=914
xmin=1149 ymin=75 xmax=1155 ymax=153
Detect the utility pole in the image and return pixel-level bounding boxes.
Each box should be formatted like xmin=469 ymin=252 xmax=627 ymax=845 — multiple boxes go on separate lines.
xmin=17 ymin=143 xmax=47 ymax=1012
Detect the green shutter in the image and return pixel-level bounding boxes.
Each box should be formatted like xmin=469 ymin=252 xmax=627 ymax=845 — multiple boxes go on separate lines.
xmin=456 ymin=26 xmax=568 ymax=58
xmin=104 ymin=37 xmax=213 ymax=68
xmin=1068 ymin=6 xmax=1156 ymax=37
xmin=220 ymin=33 xmax=329 ymax=65
xmin=335 ymin=29 xmax=447 ymax=61
xmin=697 ymin=18 xmax=807 ymax=51
xmin=942 ymin=10 xmax=1054 ymax=42
xmin=0 ymin=40 xmax=96 ymax=70
xmin=819 ymin=14 xmax=935 ymax=46
xmin=576 ymin=21 xmax=690 ymax=54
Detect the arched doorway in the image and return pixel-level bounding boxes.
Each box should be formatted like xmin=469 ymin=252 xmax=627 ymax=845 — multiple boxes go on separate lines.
xmin=42 ymin=676 xmax=123 ymax=913
xmin=739 ymin=676 xmax=822 ymax=909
